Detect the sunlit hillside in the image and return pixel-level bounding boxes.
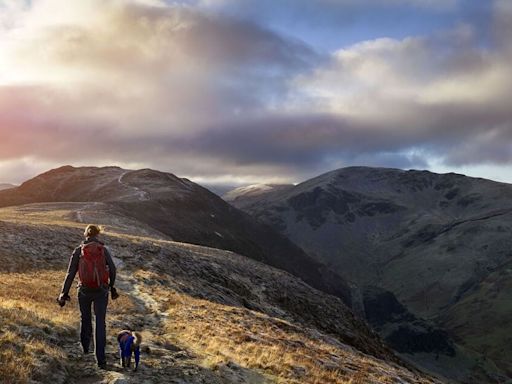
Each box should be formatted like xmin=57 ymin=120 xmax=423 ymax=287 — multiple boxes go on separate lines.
xmin=0 ymin=203 xmax=440 ymax=384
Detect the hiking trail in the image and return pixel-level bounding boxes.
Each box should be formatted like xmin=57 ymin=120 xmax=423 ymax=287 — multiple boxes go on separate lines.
xmin=62 ymin=259 xmax=221 ymax=384
xmin=117 ymin=172 xmax=150 ymax=201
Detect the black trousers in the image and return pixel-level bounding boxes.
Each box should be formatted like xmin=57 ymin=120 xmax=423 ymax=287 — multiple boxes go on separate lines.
xmin=78 ymin=286 xmax=109 ymax=365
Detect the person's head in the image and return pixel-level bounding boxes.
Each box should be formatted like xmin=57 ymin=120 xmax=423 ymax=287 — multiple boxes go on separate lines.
xmin=84 ymin=224 xmax=102 ymax=238
xmin=131 ymin=332 xmax=142 ymax=352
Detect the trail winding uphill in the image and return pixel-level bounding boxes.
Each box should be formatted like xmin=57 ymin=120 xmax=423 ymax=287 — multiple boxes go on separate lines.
xmin=0 ymin=202 xmax=441 ymax=384
xmin=117 ymin=171 xmax=150 ymax=201
xmin=65 ymin=268 xmax=222 ymax=384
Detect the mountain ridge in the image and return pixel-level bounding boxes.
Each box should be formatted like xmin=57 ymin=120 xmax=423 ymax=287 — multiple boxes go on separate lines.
xmin=0 ymin=182 xmax=16 ymax=190
xmin=0 ymin=165 xmax=353 ymax=307
xmin=226 ymin=165 xmax=512 ymax=383
xmin=224 ymin=183 xmax=295 ymax=209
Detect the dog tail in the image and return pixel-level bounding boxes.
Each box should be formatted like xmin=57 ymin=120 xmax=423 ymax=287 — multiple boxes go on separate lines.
xmin=133 ymin=331 xmax=142 ymax=347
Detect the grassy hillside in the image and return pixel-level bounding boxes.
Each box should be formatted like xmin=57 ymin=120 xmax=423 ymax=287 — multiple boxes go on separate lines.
xmin=441 ymin=263 xmax=512 ymax=376
xmin=0 ymin=253 xmax=138 ymax=383
xmin=0 ymin=269 xmax=73 ymax=383
xmin=0 ymin=203 xmax=440 ymax=384
xmin=0 ymin=166 xmax=353 ymax=306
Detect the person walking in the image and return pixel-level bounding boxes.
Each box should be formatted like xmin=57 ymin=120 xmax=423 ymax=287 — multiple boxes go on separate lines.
xmin=57 ymin=224 xmax=118 ymax=369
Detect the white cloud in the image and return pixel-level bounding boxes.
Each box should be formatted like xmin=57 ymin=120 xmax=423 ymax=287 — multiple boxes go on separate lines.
xmin=0 ymin=0 xmax=316 ymax=133
xmin=293 ymin=23 xmax=512 ymax=124
xmin=195 ymin=0 xmax=458 ymax=10
xmin=0 ymin=157 xmax=57 ymax=184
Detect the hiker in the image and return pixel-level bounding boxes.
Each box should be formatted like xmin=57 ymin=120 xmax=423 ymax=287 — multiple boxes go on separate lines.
xmin=57 ymin=224 xmax=119 ymax=369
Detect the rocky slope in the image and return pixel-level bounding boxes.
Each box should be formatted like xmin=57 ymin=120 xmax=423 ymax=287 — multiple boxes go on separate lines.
xmin=226 ymin=166 xmax=512 ymax=383
xmin=0 ymin=166 xmax=351 ymax=305
xmin=0 ymin=202 xmax=440 ymax=384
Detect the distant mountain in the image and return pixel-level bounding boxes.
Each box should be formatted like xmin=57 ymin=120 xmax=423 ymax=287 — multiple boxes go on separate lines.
xmin=228 ymin=166 xmax=512 ymax=383
xmin=200 ymin=183 xmax=239 ymax=197
xmin=0 ymin=183 xmax=15 ymax=190
xmin=0 ymin=165 xmax=351 ymax=305
xmin=223 ymin=183 xmax=294 ymax=209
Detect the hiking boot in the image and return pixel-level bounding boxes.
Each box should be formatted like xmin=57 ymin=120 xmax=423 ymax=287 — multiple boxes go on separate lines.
xmin=83 ymin=347 xmax=94 ymax=355
xmin=81 ymin=341 xmax=93 ymax=354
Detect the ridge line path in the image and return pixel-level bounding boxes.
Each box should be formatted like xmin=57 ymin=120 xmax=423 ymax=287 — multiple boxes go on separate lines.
xmin=76 ymin=202 xmax=102 ymax=223
xmin=63 ymin=257 xmax=220 ymax=384
xmin=118 ymin=171 xmax=150 ymax=201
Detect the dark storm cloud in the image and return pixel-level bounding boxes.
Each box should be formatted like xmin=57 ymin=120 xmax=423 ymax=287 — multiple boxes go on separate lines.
xmin=161 ymin=98 xmax=512 ymax=172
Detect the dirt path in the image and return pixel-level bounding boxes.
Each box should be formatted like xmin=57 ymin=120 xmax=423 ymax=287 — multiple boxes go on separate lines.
xmin=76 ymin=202 xmax=102 ymax=223
xmin=117 ymin=172 xmax=150 ymax=201
xmin=62 ymin=260 xmax=221 ymax=384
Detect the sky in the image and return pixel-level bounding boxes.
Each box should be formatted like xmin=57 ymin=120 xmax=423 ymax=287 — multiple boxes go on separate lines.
xmin=0 ymin=0 xmax=512 ymax=187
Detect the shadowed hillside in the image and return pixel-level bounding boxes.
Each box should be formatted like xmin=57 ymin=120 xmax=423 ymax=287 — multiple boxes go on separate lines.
xmin=226 ymin=166 xmax=512 ymax=383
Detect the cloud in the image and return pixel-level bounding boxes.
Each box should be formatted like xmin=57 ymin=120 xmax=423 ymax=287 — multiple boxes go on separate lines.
xmin=1 ymin=0 xmax=318 ymax=117
xmin=0 ymin=157 xmax=58 ymax=185
xmin=0 ymin=0 xmax=321 ymax=181
xmin=193 ymin=0 xmax=459 ymax=16
xmin=289 ymin=19 xmax=512 ymax=168
xmin=0 ymin=0 xmax=511 ymax=185
xmin=187 ymin=0 xmax=468 ymax=55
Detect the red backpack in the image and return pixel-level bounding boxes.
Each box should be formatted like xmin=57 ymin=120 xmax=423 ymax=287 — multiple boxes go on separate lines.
xmin=78 ymin=242 xmax=109 ymax=289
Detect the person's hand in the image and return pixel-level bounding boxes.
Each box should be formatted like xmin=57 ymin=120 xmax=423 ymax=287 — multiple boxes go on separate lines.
xmin=111 ymin=287 xmax=119 ymax=300
xmin=57 ymin=293 xmax=70 ymax=307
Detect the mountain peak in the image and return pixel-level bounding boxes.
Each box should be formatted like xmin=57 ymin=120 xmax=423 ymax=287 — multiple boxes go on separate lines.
xmin=0 ymin=164 xmax=353 ymax=306
xmin=6 ymin=165 xmax=194 ymax=204
xmin=223 ymin=183 xmax=294 ymax=204
xmin=232 ymin=165 xmax=512 ymax=383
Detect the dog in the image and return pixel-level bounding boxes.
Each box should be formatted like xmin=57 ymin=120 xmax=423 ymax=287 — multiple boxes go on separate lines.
xmin=117 ymin=330 xmax=142 ymax=371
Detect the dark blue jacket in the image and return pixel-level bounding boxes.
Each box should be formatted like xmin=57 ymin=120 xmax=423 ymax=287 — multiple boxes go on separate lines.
xmin=118 ymin=331 xmax=140 ymax=368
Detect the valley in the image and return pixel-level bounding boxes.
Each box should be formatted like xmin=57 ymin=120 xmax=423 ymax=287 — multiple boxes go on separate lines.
xmin=226 ymin=166 xmax=512 ymax=383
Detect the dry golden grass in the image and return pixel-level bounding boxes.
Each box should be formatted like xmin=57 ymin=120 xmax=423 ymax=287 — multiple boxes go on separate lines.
xmin=0 ymin=266 xmax=139 ymax=384
xmin=0 ymin=269 xmax=78 ymax=383
xmin=0 ymin=269 xmax=77 ymax=329
xmin=0 ymin=207 xmax=436 ymax=384
xmin=132 ymin=279 xmax=434 ymax=384
xmin=0 ymin=328 xmax=64 ymax=384
xmin=108 ymin=287 xmax=139 ymax=317
xmin=163 ymin=294 xmax=383 ymax=383
xmin=0 ymin=205 xmax=84 ymax=231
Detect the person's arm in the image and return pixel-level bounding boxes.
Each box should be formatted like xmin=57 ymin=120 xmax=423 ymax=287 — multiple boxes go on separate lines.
xmin=61 ymin=247 xmax=80 ymax=296
xmin=104 ymin=246 xmax=117 ymax=288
